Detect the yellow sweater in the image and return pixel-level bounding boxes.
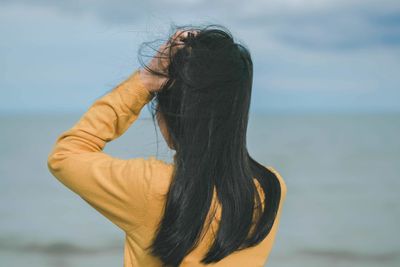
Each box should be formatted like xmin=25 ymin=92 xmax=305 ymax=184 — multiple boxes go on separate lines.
xmin=47 ymin=69 xmax=287 ymax=267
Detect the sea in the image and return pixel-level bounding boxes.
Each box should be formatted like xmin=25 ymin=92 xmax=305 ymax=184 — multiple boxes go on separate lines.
xmin=0 ymin=112 xmax=399 ymax=267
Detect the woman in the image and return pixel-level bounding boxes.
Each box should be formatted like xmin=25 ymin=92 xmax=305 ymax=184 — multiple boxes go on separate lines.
xmin=47 ymin=24 xmax=287 ymax=267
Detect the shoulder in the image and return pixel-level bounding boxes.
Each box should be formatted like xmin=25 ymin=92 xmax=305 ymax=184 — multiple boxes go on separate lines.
xmin=264 ymin=166 xmax=287 ymax=199
xmin=122 ymin=156 xmax=173 ymax=189
xmin=147 ymin=155 xmax=174 ymax=167
xmin=146 ymin=156 xmax=175 ymax=176
xmin=145 ymin=156 xmax=175 ymax=194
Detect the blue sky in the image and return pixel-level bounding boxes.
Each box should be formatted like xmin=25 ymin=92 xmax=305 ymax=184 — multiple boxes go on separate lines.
xmin=1 ymin=0 xmax=399 ymax=114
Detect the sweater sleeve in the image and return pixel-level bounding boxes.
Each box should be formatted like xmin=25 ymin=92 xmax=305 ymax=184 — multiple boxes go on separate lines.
xmin=47 ymin=69 xmax=155 ymax=233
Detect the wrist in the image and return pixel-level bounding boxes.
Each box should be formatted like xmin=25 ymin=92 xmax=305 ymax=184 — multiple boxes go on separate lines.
xmin=133 ymin=69 xmax=155 ymax=102
xmin=138 ymin=68 xmax=167 ymax=93
xmin=138 ymin=69 xmax=156 ymax=92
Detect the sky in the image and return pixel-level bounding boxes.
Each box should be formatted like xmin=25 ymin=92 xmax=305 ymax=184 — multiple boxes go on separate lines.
xmin=1 ymin=0 xmax=399 ymax=114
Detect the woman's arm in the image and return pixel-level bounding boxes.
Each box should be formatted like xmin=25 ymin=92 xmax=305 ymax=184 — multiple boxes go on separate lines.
xmin=47 ymin=69 xmax=155 ymax=233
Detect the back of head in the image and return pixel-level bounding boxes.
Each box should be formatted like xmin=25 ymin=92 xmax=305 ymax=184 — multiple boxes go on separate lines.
xmin=138 ymin=24 xmax=282 ymax=267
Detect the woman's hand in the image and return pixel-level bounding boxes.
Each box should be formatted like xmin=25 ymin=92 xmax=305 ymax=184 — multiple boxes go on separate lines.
xmin=139 ymin=30 xmax=197 ymax=93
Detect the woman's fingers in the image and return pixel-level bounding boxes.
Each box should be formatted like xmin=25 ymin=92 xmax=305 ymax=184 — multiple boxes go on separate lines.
xmin=151 ymin=30 xmax=199 ymax=73
xmin=140 ymin=30 xmax=199 ymax=92
xmin=171 ymin=29 xmax=199 ymax=44
xmin=172 ymin=30 xmax=187 ymax=43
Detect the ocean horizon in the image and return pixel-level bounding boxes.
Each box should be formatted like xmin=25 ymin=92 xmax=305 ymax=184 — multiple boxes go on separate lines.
xmin=1 ymin=112 xmax=399 ymax=267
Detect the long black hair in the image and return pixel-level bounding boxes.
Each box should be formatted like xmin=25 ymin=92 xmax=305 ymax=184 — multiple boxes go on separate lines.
xmin=138 ymin=23 xmax=282 ymax=266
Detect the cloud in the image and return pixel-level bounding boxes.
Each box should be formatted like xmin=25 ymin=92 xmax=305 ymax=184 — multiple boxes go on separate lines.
xmin=0 ymin=0 xmax=152 ymax=25
xmin=232 ymin=1 xmax=400 ymax=51
xmin=1 ymin=0 xmax=399 ymax=51
xmin=1 ymin=0 xmax=399 ymax=112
